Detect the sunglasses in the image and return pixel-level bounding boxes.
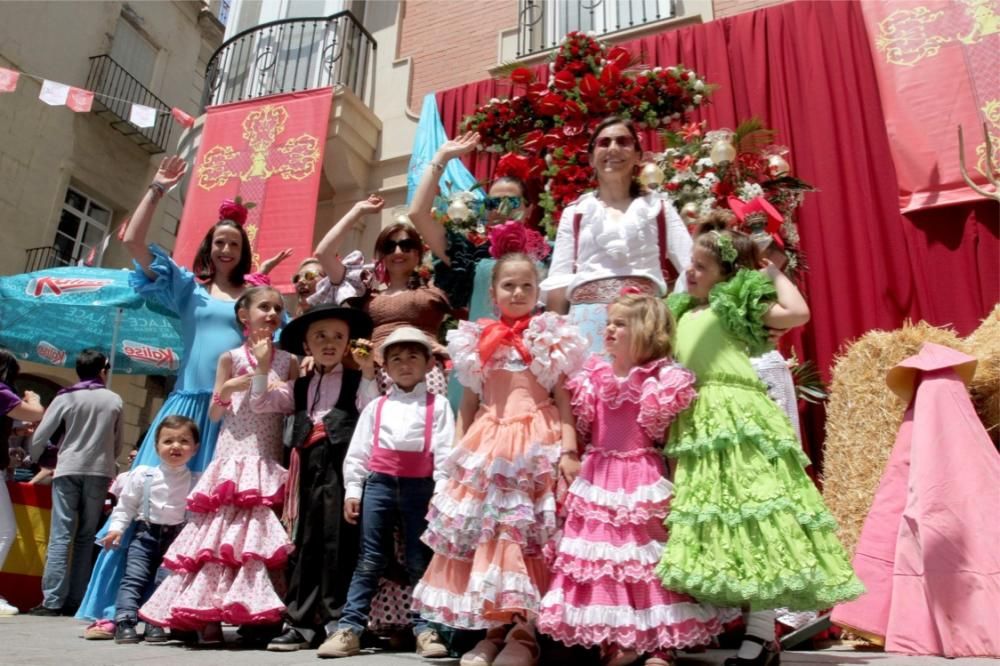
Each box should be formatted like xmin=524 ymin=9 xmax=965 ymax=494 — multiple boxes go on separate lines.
xmin=483 ymin=196 xmax=523 ymax=211
xmin=381 ymin=238 xmax=421 ymax=254
xmin=595 ymin=135 xmax=636 ymax=149
xmin=292 ymin=269 xmax=325 ymax=284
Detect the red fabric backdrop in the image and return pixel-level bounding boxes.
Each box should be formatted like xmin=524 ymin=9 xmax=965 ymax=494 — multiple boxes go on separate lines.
xmin=436 ymin=0 xmax=1000 ymax=466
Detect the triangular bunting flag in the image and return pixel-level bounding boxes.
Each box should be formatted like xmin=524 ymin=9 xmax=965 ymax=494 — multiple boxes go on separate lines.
xmin=66 ymin=87 xmax=94 ymax=113
xmin=171 ymin=106 xmax=195 ymax=129
xmin=0 ymin=68 xmax=19 ymax=93
xmin=129 ymin=103 xmax=157 ymax=128
xmin=39 ymin=80 xmax=69 ymax=106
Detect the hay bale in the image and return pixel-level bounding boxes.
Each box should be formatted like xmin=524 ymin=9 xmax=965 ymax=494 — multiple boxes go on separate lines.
xmin=821 ymin=321 xmax=968 ymax=556
xmin=966 ymin=303 xmax=1000 ymax=442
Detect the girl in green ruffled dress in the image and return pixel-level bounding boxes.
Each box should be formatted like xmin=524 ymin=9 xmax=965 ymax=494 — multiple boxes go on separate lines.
xmin=656 ymin=225 xmax=862 ymax=666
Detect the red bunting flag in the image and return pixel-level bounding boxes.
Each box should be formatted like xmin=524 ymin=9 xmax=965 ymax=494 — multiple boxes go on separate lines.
xmin=171 ymin=106 xmax=195 ymax=129
xmin=0 ymin=67 xmax=18 ymax=93
xmin=66 ymin=87 xmax=94 ymax=113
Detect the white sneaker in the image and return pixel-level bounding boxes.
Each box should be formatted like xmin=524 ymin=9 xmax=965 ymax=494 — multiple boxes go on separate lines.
xmin=0 ymin=599 xmax=19 ymax=616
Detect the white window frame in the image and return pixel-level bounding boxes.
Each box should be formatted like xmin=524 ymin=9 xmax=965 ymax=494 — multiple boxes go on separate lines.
xmin=541 ymin=0 xmax=674 ymax=46
xmin=53 ymin=187 xmax=112 ymax=267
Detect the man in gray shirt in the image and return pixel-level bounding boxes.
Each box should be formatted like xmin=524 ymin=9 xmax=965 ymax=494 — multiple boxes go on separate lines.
xmin=29 ymin=349 xmax=123 ymax=616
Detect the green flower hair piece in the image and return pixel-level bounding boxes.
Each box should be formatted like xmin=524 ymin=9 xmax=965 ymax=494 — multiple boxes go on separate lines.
xmin=712 ymin=231 xmax=738 ymax=264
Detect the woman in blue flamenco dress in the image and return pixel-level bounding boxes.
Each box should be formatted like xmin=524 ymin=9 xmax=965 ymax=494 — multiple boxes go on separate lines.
xmin=77 ymin=155 xmax=291 ymax=631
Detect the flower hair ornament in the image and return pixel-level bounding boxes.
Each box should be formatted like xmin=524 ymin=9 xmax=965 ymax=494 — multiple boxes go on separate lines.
xmin=218 ymin=196 xmax=256 ymax=226
xmin=487 ymin=220 xmax=551 ymax=262
xmin=711 ymin=231 xmax=739 ymax=265
xmin=619 ymin=285 xmax=645 ymax=296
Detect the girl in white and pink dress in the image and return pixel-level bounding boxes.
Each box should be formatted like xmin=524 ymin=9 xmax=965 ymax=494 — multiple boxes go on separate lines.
xmin=538 ymin=293 xmax=727 ymax=666
xmin=140 ymin=287 xmax=297 ymax=642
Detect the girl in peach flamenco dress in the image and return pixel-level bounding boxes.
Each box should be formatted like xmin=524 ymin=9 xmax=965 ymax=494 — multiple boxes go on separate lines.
xmin=139 ymin=286 xmax=296 ymax=643
xmin=412 ymin=250 xmax=587 ymax=666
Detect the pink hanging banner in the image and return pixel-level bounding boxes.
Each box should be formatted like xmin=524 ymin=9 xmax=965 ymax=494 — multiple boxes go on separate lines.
xmin=0 ymin=68 xmax=18 ymax=93
xmin=859 ymin=1 xmax=1000 ymax=212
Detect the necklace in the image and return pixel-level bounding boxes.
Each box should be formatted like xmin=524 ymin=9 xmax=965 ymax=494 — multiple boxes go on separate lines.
xmin=244 ymin=341 xmax=274 ymax=370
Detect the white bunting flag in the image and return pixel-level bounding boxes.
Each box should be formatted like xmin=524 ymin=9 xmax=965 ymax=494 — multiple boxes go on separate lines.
xmin=39 ymin=79 xmax=70 ymax=106
xmin=0 ymin=67 xmax=19 ymax=93
xmin=129 ymin=103 xmax=157 ymax=128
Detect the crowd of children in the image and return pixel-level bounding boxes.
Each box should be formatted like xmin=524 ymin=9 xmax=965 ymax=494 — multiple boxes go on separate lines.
xmin=1 ymin=120 xmax=865 ymax=666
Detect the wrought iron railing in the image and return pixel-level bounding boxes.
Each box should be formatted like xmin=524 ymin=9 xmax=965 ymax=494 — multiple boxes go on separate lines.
xmin=85 ymin=55 xmax=172 ymax=154
xmin=24 ymin=246 xmax=72 ymax=272
xmin=202 ymin=10 xmax=376 ymax=109
xmin=517 ymin=0 xmax=676 ymax=57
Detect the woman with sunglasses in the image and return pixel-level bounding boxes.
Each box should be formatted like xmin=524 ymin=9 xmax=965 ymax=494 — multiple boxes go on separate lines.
xmin=309 ymin=195 xmax=451 ymax=396
xmin=541 ymin=117 xmax=694 ymax=355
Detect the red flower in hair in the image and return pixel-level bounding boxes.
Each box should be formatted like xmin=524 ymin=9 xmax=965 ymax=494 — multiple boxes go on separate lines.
xmin=218 ymin=198 xmax=251 ymax=225
xmin=487 ymin=221 xmax=550 ymax=262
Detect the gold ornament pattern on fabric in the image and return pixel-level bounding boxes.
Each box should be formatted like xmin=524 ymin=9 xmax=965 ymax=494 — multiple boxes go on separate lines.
xmin=977 ymin=99 xmax=1000 ymax=179
xmin=196 ymin=105 xmax=321 ymax=191
xmin=957 ymin=0 xmax=1000 ymax=44
xmin=875 ymin=7 xmax=951 ymax=66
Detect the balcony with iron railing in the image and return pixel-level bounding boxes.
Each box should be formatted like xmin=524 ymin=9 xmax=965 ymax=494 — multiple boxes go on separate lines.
xmin=85 ymin=55 xmax=172 ymax=154
xmin=24 ymin=246 xmax=73 ymax=273
xmin=515 ymin=0 xmax=683 ymax=58
xmin=201 ymin=10 xmax=376 ymax=109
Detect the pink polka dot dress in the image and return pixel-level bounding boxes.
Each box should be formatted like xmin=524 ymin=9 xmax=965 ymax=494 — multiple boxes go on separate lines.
xmin=139 ymin=346 xmax=294 ymax=630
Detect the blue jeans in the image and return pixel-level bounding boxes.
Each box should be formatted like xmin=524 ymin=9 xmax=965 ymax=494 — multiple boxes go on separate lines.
xmin=338 ymin=473 xmax=435 ymax=637
xmin=113 ymin=522 xmax=182 ymax=625
xmin=41 ymin=475 xmax=109 ymax=609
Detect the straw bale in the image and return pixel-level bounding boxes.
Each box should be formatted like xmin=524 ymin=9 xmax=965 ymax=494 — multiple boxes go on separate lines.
xmin=966 ymin=303 xmax=1000 ymax=442
xmin=820 ymin=322 xmax=967 ymax=556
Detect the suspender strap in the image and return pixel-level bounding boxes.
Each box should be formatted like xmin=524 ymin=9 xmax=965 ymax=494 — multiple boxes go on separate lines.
xmin=140 ymin=470 xmax=154 ymax=523
xmin=372 ymin=393 xmax=435 ymax=453
xmin=572 ymin=213 xmax=582 ymax=274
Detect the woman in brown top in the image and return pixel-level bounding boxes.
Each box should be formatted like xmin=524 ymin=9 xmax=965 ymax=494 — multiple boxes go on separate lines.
xmin=311 ymin=195 xmax=451 ymax=395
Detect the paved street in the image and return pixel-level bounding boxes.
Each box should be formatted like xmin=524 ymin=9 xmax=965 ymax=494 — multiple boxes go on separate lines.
xmin=0 ymin=616 xmax=995 ymax=666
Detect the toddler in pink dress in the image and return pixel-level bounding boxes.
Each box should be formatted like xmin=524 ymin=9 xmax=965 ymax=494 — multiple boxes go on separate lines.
xmin=539 ymin=293 xmax=727 ymax=666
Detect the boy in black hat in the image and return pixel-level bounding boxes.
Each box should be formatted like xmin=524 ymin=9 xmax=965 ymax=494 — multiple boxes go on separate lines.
xmin=248 ymin=304 xmax=377 ymax=652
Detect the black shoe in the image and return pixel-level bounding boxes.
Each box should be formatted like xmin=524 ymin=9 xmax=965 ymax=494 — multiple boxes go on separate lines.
xmin=267 ymin=627 xmax=311 ymax=652
xmin=724 ymin=635 xmax=781 ymax=666
xmin=144 ymin=624 xmax=169 ymax=644
xmin=115 ymin=622 xmax=141 ymax=644
xmin=28 ymin=605 xmax=61 ymax=617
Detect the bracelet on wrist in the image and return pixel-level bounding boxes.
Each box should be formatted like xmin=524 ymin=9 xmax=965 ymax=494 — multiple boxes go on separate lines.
xmin=429 ymin=161 xmax=445 ymax=172
xmin=211 ymin=392 xmax=232 ymax=408
xmin=148 ymin=182 xmax=166 ymax=197
xmin=559 ymin=450 xmax=579 ymax=458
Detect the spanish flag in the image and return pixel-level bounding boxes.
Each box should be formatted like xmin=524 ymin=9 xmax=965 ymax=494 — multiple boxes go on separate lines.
xmin=0 ymin=482 xmax=50 ymax=611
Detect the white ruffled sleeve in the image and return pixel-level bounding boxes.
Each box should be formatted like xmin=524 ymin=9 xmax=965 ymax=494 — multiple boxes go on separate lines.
xmin=524 ymin=312 xmax=588 ymax=392
xmin=307 ymin=250 xmax=369 ymax=306
xmin=446 ymin=320 xmax=485 ymax=396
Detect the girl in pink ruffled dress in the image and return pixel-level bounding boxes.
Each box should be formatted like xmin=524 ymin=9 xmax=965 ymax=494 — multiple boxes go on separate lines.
xmin=140 ymin=286 xmax=297 ymax=643
xmin=412 ymin=252 xmax=587 ymax=666
xmin=538 ymin=293 xmax=727 ymax=666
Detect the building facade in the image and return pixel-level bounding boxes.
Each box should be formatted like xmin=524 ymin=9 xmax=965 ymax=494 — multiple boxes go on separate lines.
xmin=0 ymin=0 xmax=224 ymax=447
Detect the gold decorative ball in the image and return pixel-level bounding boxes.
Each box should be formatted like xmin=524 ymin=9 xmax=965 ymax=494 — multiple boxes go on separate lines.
xmin=638 ymin=163 xmax=666 ymax=189
xmin=709 ymin=140 xmax=737 ymax=164
xmin=768 ymin=154 xmax=790 ymax=177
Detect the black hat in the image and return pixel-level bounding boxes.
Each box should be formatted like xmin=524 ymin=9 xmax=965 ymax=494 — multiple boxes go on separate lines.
xmin=279 ymin=304 xmax=374 ymax=356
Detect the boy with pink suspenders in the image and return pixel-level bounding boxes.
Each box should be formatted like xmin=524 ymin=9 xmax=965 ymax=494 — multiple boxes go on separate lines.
xmin=328 ymin=327 xmax=455 ymax=659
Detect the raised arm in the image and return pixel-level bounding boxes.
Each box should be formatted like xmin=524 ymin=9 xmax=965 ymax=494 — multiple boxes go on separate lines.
xmin=408 ymin=131 xmax=481 ymax=262
xmin=761 ymin=261 xmax=810 ymax=330
xmin=315 ymin=195 xmax=385 ymax=285
xmin=123 ymin=155 xmax=188 ymax=278
xmin=8 ymin=390 xmax=44 ymax=422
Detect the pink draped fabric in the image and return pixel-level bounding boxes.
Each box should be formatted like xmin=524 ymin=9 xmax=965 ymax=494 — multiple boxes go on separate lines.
xmin=832 ymin=343 xmax=1000 ymax=657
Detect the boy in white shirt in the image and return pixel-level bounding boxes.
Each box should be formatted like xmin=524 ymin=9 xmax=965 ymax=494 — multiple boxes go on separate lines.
xmin=324 ymin=327 xmax=454 ymax=659
xmin=98 ymin=415 xmax=199 ymax=644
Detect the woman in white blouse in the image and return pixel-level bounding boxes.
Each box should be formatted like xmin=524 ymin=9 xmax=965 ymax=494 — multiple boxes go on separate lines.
xmin=542 ymin=117 xmax=693 ymax=354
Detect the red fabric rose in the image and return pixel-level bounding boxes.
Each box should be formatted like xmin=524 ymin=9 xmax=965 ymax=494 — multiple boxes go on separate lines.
xmin=488 ymin=221 xmax=550 ymax=261
xmin=510 ymin=67 xmax=535 ymax=85
xmin=606 ymin=46 xmax=631 ymax=70
xmin=599 ymin=63 xmax=621 ymax=87
xmin=553 ymin=69 xmax=576 ymax=90
xmin=218 ymin=199 xmax=249 ymax=225
xmin=580 ymin=73 xmax=601 ymax=98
